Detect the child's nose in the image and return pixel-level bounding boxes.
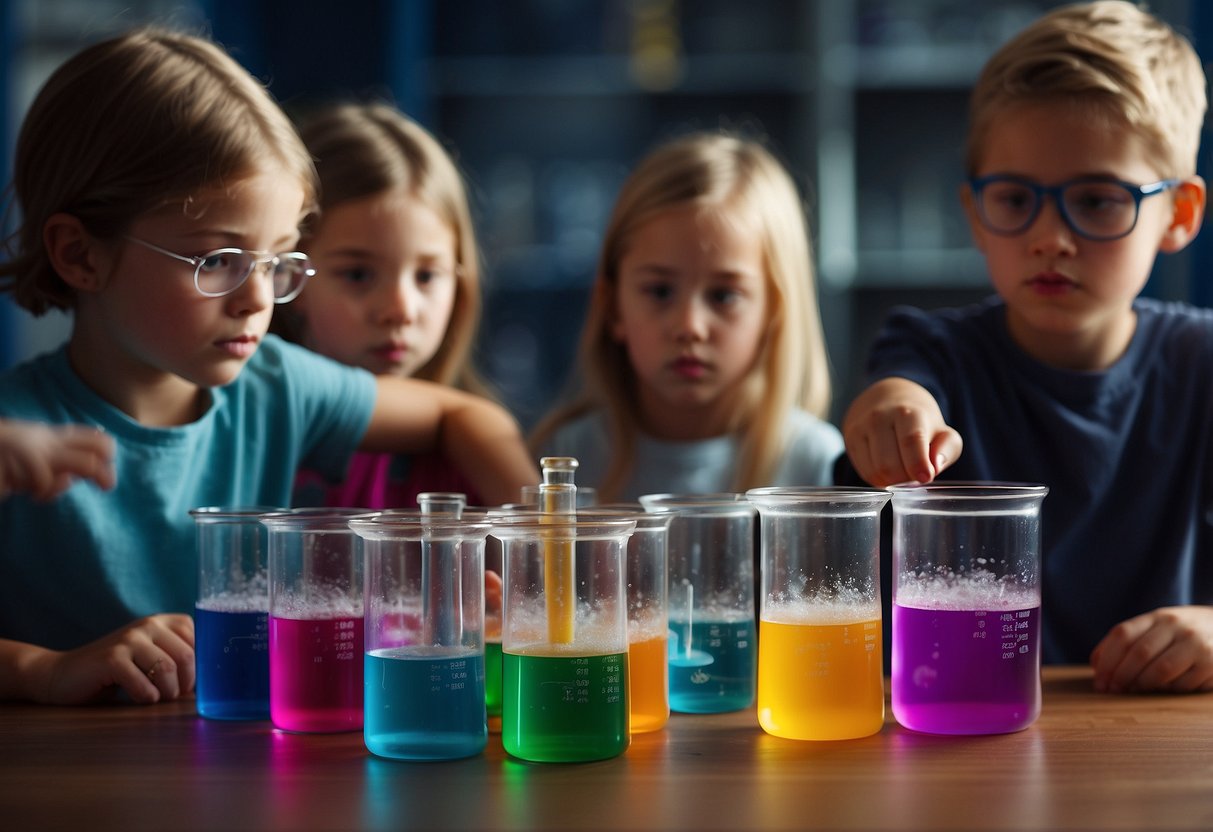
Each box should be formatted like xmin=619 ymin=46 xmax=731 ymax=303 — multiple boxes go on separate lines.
xmin=672 ymin=297 xmax=710 ymax=341
xmin=380 ymin=276 xmax=419 ymax=323
xmin=1027 ymin=197 xmax=1078 ymax=256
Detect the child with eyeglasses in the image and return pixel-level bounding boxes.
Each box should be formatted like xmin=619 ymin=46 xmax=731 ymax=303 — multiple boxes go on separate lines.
xmin=839 ymin=0 xmax=1213 ymax=693
xmin=272 ymin=102 xmax=489 ymax=509
xmin=0 ymin=28 xmax=538 ymax=705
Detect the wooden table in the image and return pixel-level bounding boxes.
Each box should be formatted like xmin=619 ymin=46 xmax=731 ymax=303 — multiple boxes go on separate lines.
xmin=2 ymin=666 xmax=1210 ymax=831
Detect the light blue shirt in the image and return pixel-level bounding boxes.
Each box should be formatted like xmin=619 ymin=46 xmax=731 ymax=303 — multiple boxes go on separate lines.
xmin=542 ymin=408 xmax=844 ymax=501
xmin=0 ymin=335 xmax=376 ymax=649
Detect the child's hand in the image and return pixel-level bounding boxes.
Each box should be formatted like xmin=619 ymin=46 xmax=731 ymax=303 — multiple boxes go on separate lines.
xmin=841 ymin=378 xmax=963 ymax=487
xmin=28 ymin=614 xmax=195 ymax=705
xmin=0 ymin=421 xmax=115 ymax=500
xmin=1090 ymin=606 xmax=1213 ymax=694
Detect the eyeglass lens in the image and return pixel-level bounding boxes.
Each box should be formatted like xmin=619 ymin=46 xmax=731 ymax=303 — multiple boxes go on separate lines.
xmin=195 ymin=251 xmax=311 ymax=299
xmin=978 ymin=180 xmax=1140 ymax=239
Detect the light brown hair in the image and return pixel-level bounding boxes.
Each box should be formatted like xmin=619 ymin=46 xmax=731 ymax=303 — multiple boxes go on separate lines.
xmin=275 ymin=102 xmax=488 ymax=395
xmin=0 ymin=26 xmax=317 ymax=315
xmin=967 ymin=0 xmax=1207 ymax=176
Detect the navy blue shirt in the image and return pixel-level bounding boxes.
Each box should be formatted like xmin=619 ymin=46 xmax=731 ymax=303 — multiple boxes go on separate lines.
xmin=859 ymin=295 xmax=1213 ymax=664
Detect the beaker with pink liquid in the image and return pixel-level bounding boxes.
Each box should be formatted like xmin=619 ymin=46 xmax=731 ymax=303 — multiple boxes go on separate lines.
xmin=890 ymin=482 xmax=1048 ymax=735
xmin=262 ymin=508 xmax=368 ymax=733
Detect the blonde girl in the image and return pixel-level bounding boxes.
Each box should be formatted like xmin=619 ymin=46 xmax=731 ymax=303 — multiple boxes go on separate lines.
xmin=0 ymin=29 xmax=536 ymax=705
xmin=530 ymin=131 xmax=843 ymax=502
xmin=274 ymin=102 xmax=488 ymax=508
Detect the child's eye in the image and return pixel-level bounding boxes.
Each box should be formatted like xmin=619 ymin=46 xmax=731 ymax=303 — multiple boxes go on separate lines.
xmin=641 ymin=282 xmax=674 ymax=302
xmin=336 ymin=267 xmax=374 ymax=287
xmin=416 ymin=268 xmax=453 ymax=287
xmin=709 ymin=287 xmax=741 ymax=306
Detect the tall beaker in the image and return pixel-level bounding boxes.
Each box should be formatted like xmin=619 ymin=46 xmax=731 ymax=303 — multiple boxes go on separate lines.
xmin=353 ymin=513 xmax=491 ymax=760
xmin=890 ymin=482 xmax=1048 ymax=735
xmin=639 ymin=493 xmax=756 ymax=713
xmin=492 ymin=512 xmax=635 ymax=762
xmin=262 ymin=508 xmax=367 ymax=733
xmin=191 ymin=506 xmax=281 ymax=720
xmin=746 ymin=487 xmax=890 ymax=740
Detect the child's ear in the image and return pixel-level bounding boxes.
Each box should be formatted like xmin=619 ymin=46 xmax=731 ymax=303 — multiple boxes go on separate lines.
xmin=1160 ymin=177 xmax=1206 ymax=254
xmin=43 ymin=213 xmax=111 ymax=292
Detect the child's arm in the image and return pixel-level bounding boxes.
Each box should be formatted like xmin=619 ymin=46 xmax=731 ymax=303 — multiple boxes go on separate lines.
xmin=0 ymin=614 xmax=195 ymax=705
xmin=359 ymin=376 xmax=540 ymax=506
xmin=0 ymin=420 xmax=115 ymax=500
xmin=841 ymin=378 xmax=964 ymax=487
xmin=1089 ymin=606 xmax=1213 ymax=694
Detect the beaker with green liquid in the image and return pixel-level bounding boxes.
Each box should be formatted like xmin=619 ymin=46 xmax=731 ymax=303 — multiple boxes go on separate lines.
xmin=491 ymin=507 xmax=636 ymax=763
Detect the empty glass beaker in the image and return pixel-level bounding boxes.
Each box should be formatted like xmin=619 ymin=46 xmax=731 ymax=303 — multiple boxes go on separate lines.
xmin=638 ymin=493 xmax=757 ymax=714
xmin=492 ymin=512 xmax=635 ymax=762
xmin=747 ymin=487 xmax=890 ymax=740
xmin=352 ymin=513 xmax=492 ymax=760
xmin=262 ymin=508 xmax=367 ymax=733
xmin=191 ymin=506 xmax=281 ymax=720
xmin=890 ymin=482 xmax=1048 ymax=735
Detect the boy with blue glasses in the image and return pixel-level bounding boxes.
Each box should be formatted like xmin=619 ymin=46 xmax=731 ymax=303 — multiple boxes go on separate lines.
xmin=841 ymin=1 xmax=1213 ymax=693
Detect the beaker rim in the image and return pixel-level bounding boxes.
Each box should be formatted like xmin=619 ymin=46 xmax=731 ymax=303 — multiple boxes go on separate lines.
xmin=259 ymin=507 xmax=375 ymax=530
xmin=487 ymin=516 xmax=637 ymax=540
xmin=637 ymin=492 xmax=755 ymax=515
xmin=888 ymin=481 xmax=1049 ymax=500
xmin=745 ymin=486 xmax=892 ymax=509
xmin=348 ymin=515 xmax=493 ymax=541
xmin=190 ymin=505 xmax=285 ymax=522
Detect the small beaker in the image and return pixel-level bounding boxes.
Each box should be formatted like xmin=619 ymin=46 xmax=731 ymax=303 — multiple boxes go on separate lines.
xmin=638 ymin=493 xmax=757 ymax=714
xmin=262 ymin=508 xmax=368 ymax=733
xmin=593 ymin=504 xmax=672 ymax=733
xmin=746 ymin=487 xmax=891 ymax=740
xmin=352 ymin=513 xmax=492 ymax=760
xmin=492 ymin=512 xmax=635 ymax=762
xmin=889 ymin=482 xmax=1048 ymax=735
xmin=190 ymin=506 xmax=281 ymax=720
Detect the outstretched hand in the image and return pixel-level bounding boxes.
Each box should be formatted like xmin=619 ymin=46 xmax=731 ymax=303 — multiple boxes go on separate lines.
xmin=0 ymin=420 xmax=115 ymax=501
xmin=1090 ymin=606 xmax=1213 ymax=694
xmin=25 ymin=614 xmax=196 ymax=705
xmin=842 ymin=378 xmax=964 ymax=487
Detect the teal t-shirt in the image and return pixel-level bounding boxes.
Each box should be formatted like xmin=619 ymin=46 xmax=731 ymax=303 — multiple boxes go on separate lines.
xmin=0 ymin=335 xmax=376 ymax=649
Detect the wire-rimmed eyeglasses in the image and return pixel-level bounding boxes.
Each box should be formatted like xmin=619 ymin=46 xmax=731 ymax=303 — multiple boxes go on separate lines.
xmin=967 ymin=175 xmax=1181 ymax=241
xmin=125 ymin=236 xmax=315 ymax=302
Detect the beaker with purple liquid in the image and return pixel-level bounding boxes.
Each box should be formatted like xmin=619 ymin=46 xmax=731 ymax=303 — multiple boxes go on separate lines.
xmin=890 ymin=482 xmax=1048 ymax=735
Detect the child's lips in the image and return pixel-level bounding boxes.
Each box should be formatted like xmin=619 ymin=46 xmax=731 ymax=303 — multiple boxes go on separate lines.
xmin=1028 ymin=272 xmax=1077 ymax=295
xmin=671 ymin=356 xmax=708 ymax=379
xmin=215 ymin=333 xmax=259 ymax=357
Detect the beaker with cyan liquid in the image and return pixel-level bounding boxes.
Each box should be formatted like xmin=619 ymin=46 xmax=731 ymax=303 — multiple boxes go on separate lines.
xmin=262 ymin=508 xmax=368 ymax=733
xmin=352 ymin=513 xmax=491 ymax=760
xmin=191 ymin=506 xmax=282 ymax=720
xmin=638 ymin=493 xmax=757 ymax=714
xmin=594 ymin=504 xmax=673 ymax=733
xmin=890 ymin=482 xmax=1048 ymax=735
xmin=747 ymin=487 xmax=890 ymax=740
xmin=492 ymin=508 xmax=635 ymax=762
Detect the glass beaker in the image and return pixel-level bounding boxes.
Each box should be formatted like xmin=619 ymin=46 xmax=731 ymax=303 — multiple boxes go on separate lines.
xmin=638 ymin=493 xmax=757 ymax=714
xmin=492 ymin=512 xmax=635 ymax=762
xmin=593 ymin=504 xmax=672 ymax=733
xmin=262 ymin=508 xmax=368 ymax=733
xmin=190 ymin=506 xmax=281 ymax=720
xmin=746 ymin=487 xmax=890 ymax=740
xmin=352 ymin=513 xmax=492 ymax=760
xmin=889 ymin=482 xmax=1048 ymax=735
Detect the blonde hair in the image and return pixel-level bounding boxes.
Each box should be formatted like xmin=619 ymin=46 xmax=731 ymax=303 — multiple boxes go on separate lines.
xmin=275 ymin=102 xmax=488 ymax=395
xmin=0 ymin=26 xmax=317 ymax=315
xmin=530 ymin=131 xmax=831 ymax=502
xmin=967 ymin=0 xmax=1207 ymax=176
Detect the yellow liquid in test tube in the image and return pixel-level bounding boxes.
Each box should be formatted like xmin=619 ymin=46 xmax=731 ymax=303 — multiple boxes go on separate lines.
xmin=542 ymin=488 xmax=575 ymax=644
xmin=627 ymin=633 xmax=670 ymax=733
xmin=757 ymin=616 xmax=884 ymax=740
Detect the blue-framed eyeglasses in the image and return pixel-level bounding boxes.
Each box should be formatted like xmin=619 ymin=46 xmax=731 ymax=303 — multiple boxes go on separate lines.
xmin=125 ymin=236 xmax=315 ymax=302
xmin=967 ymin=175 xmax=1181 ymax=241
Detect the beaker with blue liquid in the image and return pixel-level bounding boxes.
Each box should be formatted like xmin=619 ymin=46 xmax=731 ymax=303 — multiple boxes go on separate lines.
xmin=639 ymin=493 xmax=757 ymax=714
xmin=352 ymin=512 xmax=491 ymax=760
xmin=190 ymin=506 xmax=281 ymax=720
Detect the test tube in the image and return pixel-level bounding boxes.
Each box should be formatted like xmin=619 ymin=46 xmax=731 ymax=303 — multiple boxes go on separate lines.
xmin=417 ymin=493 xmax=467 ymax=647
xmin=539 ymin=457 xmax=578 ymax=644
